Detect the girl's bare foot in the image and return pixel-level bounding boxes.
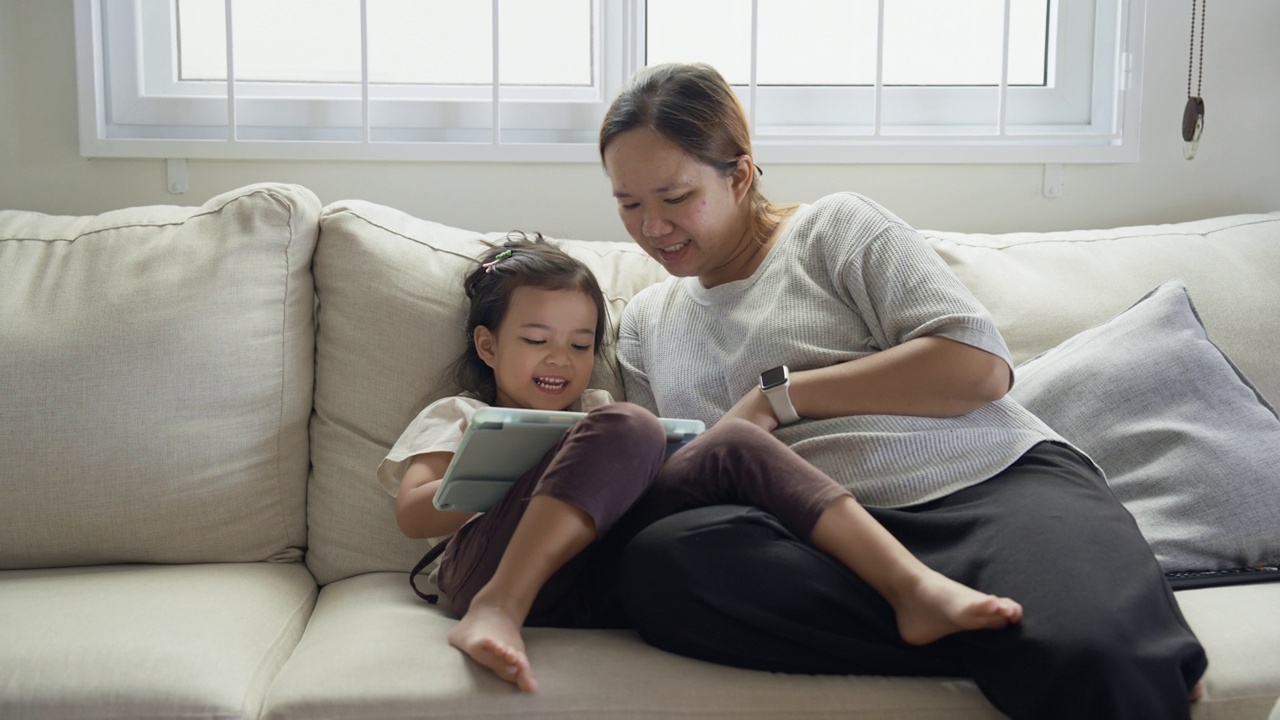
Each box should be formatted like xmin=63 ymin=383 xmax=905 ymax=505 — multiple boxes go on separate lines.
xmin=892 ymin=570 xmax=1023 ymax=646
xmin=447 ymin=604 xmax=539 ymax=692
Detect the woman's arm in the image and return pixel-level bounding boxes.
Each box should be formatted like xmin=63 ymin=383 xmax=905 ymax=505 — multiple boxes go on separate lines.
xmin=395 ymin=452 xmax=479 ymax=539
xmin=726 ymin=336 xmax=1011 ymax=428
xmin=737 ymin=199 xmax=1011 ymax=425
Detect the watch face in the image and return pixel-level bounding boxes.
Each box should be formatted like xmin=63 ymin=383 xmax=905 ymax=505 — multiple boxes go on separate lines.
xmin=761 ymin=365 xmax=788 ymax=390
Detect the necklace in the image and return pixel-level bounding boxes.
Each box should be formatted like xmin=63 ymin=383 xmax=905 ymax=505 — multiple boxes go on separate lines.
xmin=1182 ymin=0 xmax=1207 ymax=160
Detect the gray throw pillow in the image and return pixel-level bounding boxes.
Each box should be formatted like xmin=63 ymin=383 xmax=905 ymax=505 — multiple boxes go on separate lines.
xmin=1009 ymin=280 xmax=1280 ymax=580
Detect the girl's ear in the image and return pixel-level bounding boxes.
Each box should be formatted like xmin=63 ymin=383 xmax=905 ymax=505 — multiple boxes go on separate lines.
xmin=474 ymin=326 xmax=498 ymax=368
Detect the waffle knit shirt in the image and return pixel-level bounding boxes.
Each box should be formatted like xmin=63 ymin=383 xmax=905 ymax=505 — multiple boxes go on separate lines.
xmin=617 ymin=192 xmax=1074 ymax=508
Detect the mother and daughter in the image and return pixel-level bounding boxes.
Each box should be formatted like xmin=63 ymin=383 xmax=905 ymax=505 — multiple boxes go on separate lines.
xmin=380 ymin=62 xmax=1206 ymax=720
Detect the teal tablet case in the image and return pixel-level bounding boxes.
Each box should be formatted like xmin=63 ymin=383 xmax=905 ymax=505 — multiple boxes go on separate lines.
xmin=433 ymin=407 xmax=704 ymax=512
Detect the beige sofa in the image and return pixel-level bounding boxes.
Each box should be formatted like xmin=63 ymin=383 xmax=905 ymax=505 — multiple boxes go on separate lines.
xmin=2 ymin=182 xmax=1278 ymax=720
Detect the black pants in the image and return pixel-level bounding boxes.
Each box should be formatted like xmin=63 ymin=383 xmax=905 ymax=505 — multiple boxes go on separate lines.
xmin=616 ymin=442 xmax=1208 ymax=720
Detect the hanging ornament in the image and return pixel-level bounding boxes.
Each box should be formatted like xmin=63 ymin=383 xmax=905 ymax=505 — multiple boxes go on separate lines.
xmin=1182 ymin=0 xmax=1206 ymax=160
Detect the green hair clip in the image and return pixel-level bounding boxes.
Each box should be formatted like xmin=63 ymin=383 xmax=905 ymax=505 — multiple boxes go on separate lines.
xmin=482 ymin=249 xmax=514 ymax=273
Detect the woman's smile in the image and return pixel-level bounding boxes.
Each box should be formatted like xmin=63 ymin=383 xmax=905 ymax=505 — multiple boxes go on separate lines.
xmin=654 ymin=239 xmax=691 ymax=263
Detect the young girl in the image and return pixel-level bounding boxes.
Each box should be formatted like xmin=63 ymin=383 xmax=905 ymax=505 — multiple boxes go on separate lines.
xmin=379 ymin=233 xmax=1022 ymax=694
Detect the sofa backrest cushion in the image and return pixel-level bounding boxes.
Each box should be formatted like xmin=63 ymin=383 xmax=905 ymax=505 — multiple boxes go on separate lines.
xmin=0 ymin=183 xmax=319 ymax=569
xmin=922 ymin=212 xmax=1280 ymax=407
xmin=307 ymin=201 xmax=668 ymax=585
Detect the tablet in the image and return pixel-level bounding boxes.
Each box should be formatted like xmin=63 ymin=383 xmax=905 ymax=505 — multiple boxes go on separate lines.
xmin=433 ymin=407 xmax=705 ymax=512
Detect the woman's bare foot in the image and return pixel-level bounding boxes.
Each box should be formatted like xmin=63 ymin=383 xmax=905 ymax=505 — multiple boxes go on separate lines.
xmin=891 ymin=570 xmax=1023 ymax=646
xmin=1190 ymin=679 xmax=1205 ymax=702
xmin=447 ymin=604 xmax=539 ymax=692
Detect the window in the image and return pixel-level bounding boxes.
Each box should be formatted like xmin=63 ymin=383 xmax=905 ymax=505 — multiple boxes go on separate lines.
xmin=74 ymin=0 xmax=1146 ymax=163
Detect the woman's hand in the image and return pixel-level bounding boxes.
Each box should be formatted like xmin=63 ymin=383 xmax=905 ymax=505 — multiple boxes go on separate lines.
xmin=723 ymin=387 xmax=780 ymax=432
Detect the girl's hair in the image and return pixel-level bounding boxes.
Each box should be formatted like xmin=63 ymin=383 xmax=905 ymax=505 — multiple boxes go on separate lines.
xmin=450 ymin=231 xmax=609 ymax=404
xmin=598 ymin=62 xmax=794 ymax=245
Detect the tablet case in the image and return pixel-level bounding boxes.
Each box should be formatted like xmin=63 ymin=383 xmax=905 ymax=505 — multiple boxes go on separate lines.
xmin=433 ymin=407 xmax=704 ymax=512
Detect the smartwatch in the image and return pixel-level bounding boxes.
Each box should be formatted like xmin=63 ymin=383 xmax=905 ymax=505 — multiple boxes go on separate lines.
xmin=760 ymin=365 xmax=801 ymax=426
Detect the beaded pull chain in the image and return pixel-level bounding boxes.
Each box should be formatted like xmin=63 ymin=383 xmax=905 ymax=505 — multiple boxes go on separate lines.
xmin=1182 ymin=0 xmax=1207 ymax=160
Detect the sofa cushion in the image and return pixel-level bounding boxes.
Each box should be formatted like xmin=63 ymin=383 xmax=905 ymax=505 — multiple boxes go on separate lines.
xmin=261 ymin=572 xmax=1006 ymax=720
xmin=1008 ymin=281 xmax=1280 ymax=577
xmin=306 ymin=201 xmax=669 ymax=585
xmin=0 ymin=183 xmax=319 ymax=568
xmin=0 ymin=562 xmax=316 ymax=720
xmin=1175 ymin=584 xmax=1280 ymax=719
xmin=923 ymin=212 xmax=1280 ymax=408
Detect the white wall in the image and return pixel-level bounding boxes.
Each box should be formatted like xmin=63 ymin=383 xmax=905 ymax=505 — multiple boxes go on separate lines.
xmin=2 ymin=1 xmax=1277 ymax=238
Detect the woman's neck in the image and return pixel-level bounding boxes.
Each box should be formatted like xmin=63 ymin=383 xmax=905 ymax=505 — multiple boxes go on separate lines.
xmin=698 ymin=207 xmax=794 ymax=288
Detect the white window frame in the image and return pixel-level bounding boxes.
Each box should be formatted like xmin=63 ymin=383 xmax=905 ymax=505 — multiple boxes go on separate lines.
xmin=74 ymin=0 xmax=1147 ymax=164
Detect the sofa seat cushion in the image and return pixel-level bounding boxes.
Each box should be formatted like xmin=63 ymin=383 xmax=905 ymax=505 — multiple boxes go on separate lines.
xmin=0 ymin=183 xmax=320 ymax=568
xmin=0 ymin=562 xmax=317 ymax=720
xmin=1174 ymin=584 xmax=1280 ymax=719
xmin=261 ymin=572 xmax=1007 ymax=720
xmin=306 ymin=202 xmax=670 ymax=585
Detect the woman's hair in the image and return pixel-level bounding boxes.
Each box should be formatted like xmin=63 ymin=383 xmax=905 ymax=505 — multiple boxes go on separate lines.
xmin=449 ymin=231 xmax=609 ymax=404
xmin=598 ymin=62 xmax=793 ymax=245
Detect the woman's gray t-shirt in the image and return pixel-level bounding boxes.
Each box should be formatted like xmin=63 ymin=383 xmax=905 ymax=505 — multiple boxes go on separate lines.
xmin=617 ymin=192 xmax=1073 ymax=508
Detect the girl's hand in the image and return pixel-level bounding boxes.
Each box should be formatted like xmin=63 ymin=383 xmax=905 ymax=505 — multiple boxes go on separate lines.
xmin=723 ymin=387 xmax=780 ymax=432
xmin=396 ymin=453 xmax=478 ymax=539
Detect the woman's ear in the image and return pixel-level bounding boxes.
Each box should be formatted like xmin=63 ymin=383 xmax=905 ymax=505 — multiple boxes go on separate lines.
xmin=474 ymin=326 xmax=498 ymax=368
xmin=730 ymin=154 xmax=756 ymax=203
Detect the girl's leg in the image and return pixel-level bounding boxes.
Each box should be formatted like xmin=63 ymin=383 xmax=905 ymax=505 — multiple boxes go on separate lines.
xmin=446 ymin=495 xmax=596 ymax=692
xmin=438 ymin=403 xmax=667 ymax=691
xmin=629 ymin=418 xmax=1020 ymax=645
xmin=619 ymin=505 xmax=963 ymax=677
xmin=810 ymin=496 xmax=1021 ymax=645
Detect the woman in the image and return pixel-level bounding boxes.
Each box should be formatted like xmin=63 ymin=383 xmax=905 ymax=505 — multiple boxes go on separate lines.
xmin=599 ymin=62 xmax=1206 ymax=720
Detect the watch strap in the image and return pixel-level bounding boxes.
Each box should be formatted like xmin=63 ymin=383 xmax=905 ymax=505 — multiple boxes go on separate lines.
xmin=762 ymin=375 xmax=801 ymax=426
